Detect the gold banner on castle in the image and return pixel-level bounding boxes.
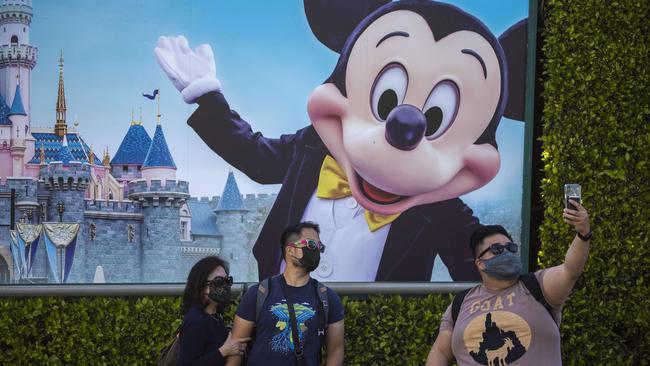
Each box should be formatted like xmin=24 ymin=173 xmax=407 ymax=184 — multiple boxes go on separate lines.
xmin=16 ymin=223 xmax=42 ymax=243
xmin=43 ymin=223 xmax=80 ymax=248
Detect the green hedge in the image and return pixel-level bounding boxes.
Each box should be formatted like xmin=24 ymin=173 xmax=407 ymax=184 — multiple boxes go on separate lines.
xmin=538 ymin=0 xmax=649 ymax=365
xmin=0 ymin=295 xmax=453 ymax=365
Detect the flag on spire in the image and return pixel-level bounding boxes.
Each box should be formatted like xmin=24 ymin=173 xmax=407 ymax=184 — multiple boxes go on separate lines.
xmin=142 ymin=89 xmax=159 ymax=100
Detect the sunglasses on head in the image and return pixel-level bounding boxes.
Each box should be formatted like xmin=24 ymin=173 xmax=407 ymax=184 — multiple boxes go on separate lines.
xmin=207 ymin=275 xmax=233 ymax=287
xmin=476 ymin=242 xmax=518 ymax=259
xmin=287 ymin=239 xmax=326 ymax=253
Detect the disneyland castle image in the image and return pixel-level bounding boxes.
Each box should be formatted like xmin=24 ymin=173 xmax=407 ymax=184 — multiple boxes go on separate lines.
xmin=0 ymin=0 xmax=274 ymax=283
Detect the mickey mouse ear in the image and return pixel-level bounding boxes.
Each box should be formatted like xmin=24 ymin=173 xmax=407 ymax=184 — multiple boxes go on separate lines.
xmin=498 ymin=19 xmax=528 ymax=122
xmin=304 ymin=0 xmax=390 ymax=53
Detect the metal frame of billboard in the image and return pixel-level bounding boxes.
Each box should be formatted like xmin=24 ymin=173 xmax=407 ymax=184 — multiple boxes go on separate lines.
xmin=520 ymin=0 xmax=540 ymax=273
xmin=0 ymin=282 xmax=477 ymax=297
xmin=0 ymin=0 xmax=539 ymax=296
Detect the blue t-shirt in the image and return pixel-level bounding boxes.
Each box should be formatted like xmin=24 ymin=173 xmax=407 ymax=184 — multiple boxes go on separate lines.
xmin=237 ymin=276 xmax=344 ymax=366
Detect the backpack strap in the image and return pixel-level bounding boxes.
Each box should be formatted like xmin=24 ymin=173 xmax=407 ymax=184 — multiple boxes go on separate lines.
xmin=312 ymin=279 xmax=329 ymax=365
xmin=255 ymin=277 xmax=271 ymax=324
xmin=315 ymin=280 xmax=329 ymax=329
xmin=451 ymin=288 xmax=471 ymax=326
xmin=519 ymin=273 xmax=555 ymax=321
xmin=255 ymin=275 xmax=286 ymax=323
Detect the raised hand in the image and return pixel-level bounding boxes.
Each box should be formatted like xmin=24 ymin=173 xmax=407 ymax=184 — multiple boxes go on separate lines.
xmin=154 ymin=35 xmax=221 ymax=103
xmin=563 ymin=200 xmax=590 ymax=236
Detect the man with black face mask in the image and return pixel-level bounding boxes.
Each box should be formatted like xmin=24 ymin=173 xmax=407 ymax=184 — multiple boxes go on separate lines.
xmin=228 ymin=222 xmax=345 ymax=366
xmin=427 ymin=202 xmax=591 ymax=365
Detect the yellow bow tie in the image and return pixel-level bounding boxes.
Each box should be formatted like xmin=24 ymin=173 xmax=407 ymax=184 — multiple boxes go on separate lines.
xmin=316 ymin=155 xmax=400 ymax=232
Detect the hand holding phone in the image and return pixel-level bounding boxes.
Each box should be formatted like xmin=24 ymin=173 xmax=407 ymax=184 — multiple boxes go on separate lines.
xmin=563 ymin=183 xmax=590 ymax=238
xmin=564 ymin=184 xmax=581 ymax=210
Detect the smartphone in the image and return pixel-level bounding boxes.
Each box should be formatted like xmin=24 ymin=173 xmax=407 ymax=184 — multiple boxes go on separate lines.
xmin=564 ymin=183 xmax=581 ymax=210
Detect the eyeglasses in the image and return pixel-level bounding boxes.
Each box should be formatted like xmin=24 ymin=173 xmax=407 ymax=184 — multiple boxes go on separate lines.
xmin=207 ymin=275 xmax=233 ymax=287
xmin=476 ymin=242 xmax=518 ymax=259
xmin=287 ymin=239 xmax=326 ymax=253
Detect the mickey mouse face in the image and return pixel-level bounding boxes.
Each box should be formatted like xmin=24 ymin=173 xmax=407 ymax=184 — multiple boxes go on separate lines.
xmin=308 ymin=9 xmax=502 ymax=215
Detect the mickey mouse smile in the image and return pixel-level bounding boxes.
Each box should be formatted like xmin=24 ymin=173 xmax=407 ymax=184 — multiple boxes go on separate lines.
xmin=357 ymin=173 xmax=404 ymax=205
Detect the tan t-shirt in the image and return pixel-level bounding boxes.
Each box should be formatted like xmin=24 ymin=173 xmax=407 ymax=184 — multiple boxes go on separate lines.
xmin=439 ymin=270 xmax=563 ymax=365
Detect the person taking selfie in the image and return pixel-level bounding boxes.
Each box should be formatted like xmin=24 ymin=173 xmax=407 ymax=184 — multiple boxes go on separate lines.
xmin=426 ymin=199 xmax=591 ymax=365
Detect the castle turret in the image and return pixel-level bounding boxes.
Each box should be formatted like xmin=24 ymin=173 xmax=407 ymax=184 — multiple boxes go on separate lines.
xmin=141 ymin=123 xmax=176 ymax=182
xmin=8 ymin=79 xmax=25 ymax=117
xmin=0 ymin=0 xmax=37 ymax=117
xmin=0 ymin=0 xmax=37 ymax=179
xmin=110 ymin=115 xmax=151 ymax=184
xmin=128 ymin=177 xmax=189 ymax=282
xmin=8 ymin=78 xmax=29 ymax=176
xmin=0 ymin=93 xmax=12 ymax=178
xmin=214 ymin=171 xmax=249 ymax=279
xmin=42 ymin=147 xmax=90 ymax=282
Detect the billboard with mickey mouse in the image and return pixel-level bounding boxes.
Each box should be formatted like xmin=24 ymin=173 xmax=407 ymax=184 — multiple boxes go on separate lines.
xmin=31 ymin=0 xmax=533 ymax=283
xmin=154 ymin=0 xmax=532 ymax=282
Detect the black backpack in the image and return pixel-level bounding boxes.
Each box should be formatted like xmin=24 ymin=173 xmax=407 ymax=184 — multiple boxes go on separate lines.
xmin=241 ymin=275 xmax=330 ymax=364
xmin=451 ymin=273 xmax=555 ymax=326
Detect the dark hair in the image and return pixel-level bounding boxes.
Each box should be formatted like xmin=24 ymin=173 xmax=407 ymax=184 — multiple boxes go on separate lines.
xmin=469 ymin=225 xmax=513 ymax=258
xmin=181 ymin=256 xmax=230 ymax=315
xmin=280 ymin=221 xmax=320 ymax=259
xmin=325 ymin=1 xmax=507 ymax=148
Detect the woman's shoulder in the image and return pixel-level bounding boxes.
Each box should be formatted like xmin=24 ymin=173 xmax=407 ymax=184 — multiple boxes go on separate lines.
xmin=183 ymin=306 xmax=208 ymax=323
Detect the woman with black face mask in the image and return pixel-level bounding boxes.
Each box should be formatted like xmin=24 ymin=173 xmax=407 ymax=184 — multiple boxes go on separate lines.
xmin=180 ymin=256 xmax=251 ymax=365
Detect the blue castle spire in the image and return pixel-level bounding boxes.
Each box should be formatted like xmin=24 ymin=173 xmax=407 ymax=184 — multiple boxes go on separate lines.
xmin=56 ymin=134 xmax=74 ymax=164
xmin=215 ymin=171 xmax=246 ymax=211
xmin=111 ymin=123 xmax=152 ymax=165
xmin=8 ymin=83 xmax=27 ymax=116
xmin=0 ymin=93 xmax=11 ymax=125
xmin=142 ymin=124 xmax=176 ymax=169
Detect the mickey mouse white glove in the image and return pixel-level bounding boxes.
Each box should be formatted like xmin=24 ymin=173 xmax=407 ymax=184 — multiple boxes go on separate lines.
xmin=154 ymin=35 xmax=221 ymax=104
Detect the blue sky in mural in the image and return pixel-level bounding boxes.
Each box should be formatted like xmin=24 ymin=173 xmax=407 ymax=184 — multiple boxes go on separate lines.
xmin=30 ymin=0 xmax=528 ymax=199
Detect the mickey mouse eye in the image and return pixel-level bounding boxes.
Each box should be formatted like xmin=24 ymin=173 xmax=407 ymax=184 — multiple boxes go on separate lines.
xmin=370 ymin=64 xmax=408 ymax=121
xmin=422 ymin=80 xmax=459 ymax=140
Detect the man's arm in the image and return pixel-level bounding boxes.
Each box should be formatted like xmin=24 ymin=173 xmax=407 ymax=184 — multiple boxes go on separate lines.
xmin=325 ymin=320 xmax=344 ymax=366
xmin=224 ymin=315 xmax=255 ymax=366
xmin=541 ymin=200 xmax=591 ymax=307
xmin=426 ymin=330 xmax=453 ymax=366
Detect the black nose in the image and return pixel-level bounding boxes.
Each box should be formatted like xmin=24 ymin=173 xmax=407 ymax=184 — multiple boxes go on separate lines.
xmin=384 ymin=104 xmax=426 ymax=151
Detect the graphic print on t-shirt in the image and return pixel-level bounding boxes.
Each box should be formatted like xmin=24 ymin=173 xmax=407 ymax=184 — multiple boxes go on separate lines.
xmin=269 ymin=301 xmax=316 ymax=354
xmin=463 ymin=311 xmax=531 ymax=365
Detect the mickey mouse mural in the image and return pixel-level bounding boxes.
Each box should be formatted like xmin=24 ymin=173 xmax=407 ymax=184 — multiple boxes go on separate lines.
xmin=155 ymin=0 xmax=527 ymax=281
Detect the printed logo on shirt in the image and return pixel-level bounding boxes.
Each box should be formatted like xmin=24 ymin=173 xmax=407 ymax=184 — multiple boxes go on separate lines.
xmin=463 ymin=311 xmax=531 ymax=365
xmin=269 ymin=301 xmax=316 ymax=354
